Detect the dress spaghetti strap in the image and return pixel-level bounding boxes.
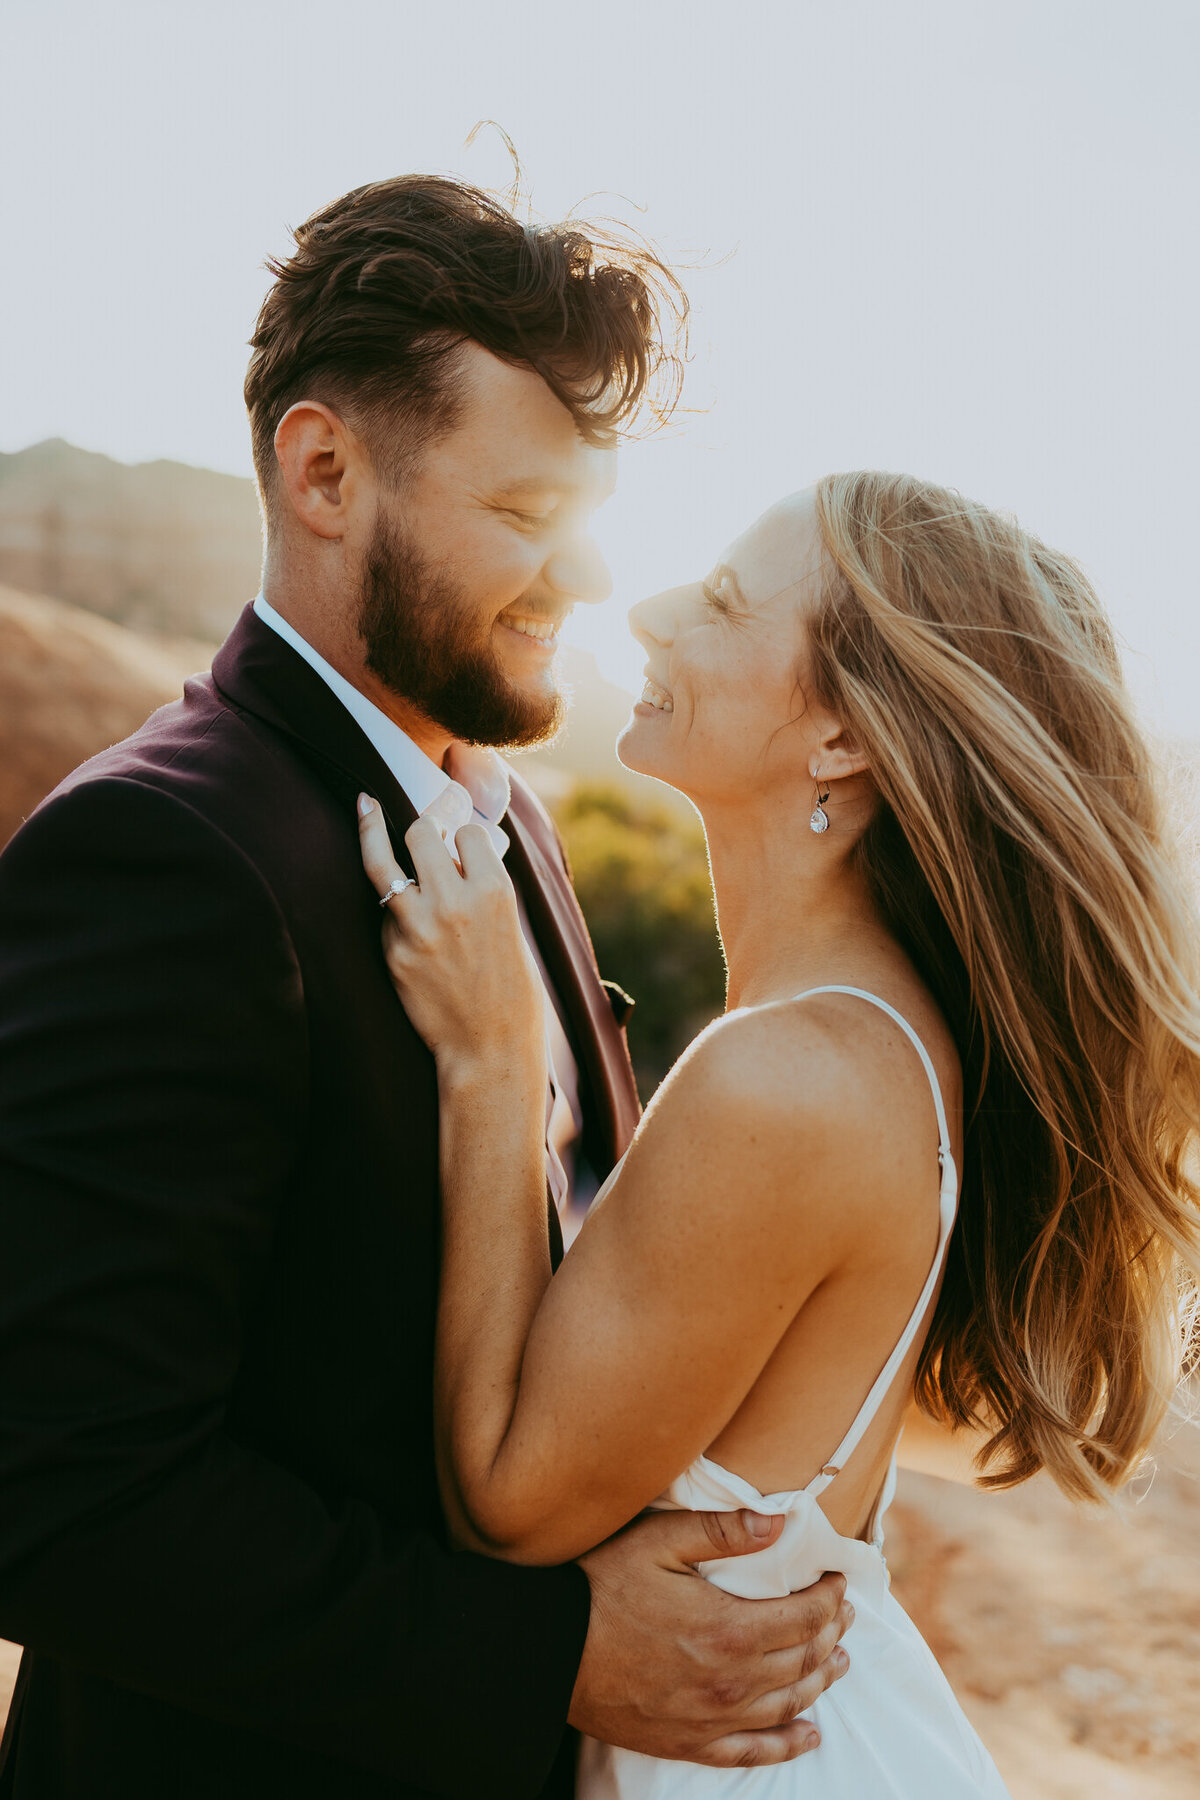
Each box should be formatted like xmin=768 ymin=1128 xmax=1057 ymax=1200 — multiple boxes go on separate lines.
xmin=788 ymin=986 xmax=959 ymax=1499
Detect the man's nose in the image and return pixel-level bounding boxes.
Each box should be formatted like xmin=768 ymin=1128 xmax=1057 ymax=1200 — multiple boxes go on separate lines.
xmin=544 ymin=536 xmax=613 ymax=606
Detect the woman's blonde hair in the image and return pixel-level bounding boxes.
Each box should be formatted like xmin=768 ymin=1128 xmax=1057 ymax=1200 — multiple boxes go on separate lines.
xmin=811 ymin=471 xmax=1200 ymax=1501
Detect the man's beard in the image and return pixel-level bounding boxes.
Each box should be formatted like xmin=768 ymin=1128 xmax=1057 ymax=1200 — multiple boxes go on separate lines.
xmin=357 ymin=510 xmax=565 ymax=748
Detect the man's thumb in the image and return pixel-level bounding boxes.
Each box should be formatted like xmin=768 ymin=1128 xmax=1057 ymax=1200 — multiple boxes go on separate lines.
xmin=661 ymin=1507 xmax=784 ymax=1566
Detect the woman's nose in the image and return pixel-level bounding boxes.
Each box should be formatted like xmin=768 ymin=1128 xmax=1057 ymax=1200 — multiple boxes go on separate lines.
xmin=629 ymin=587 xmax=683 ymax=650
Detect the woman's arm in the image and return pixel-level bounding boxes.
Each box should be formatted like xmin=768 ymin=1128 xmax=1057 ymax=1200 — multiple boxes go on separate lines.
xmin=359 ymin=806 xmax=868 ymax=1566
xmin=433 ymin=1036 xmax=559 ymax=1556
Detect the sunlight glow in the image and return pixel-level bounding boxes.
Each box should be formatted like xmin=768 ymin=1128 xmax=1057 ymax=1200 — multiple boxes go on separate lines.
xmin=2 ymin=0 xmax=1197 ymax=733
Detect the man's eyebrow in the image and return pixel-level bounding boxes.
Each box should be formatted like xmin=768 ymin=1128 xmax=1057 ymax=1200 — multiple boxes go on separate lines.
xmin=490 ymin=469 xmax=617 ymax=503
xmin=489 ymin=475 xmax=572 ymax=499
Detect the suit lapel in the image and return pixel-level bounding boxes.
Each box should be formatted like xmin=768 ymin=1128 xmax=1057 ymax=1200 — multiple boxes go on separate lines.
xmin=504 ymin=790 xmax=641 ymax=1174
xmin=212 ymin=604 xmax=420 ymax=870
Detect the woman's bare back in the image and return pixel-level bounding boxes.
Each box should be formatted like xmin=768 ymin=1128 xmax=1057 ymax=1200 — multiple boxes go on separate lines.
xmin=701 ymin=976 xmax=963 ymax=1542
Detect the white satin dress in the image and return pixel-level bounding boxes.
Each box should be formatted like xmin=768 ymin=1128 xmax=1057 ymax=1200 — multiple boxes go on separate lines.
xmin=578 ymin=988 xmax=1010 ymax=1798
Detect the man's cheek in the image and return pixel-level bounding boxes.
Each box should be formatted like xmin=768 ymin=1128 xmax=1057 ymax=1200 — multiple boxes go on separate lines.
xmin=446 ymin=527 xmax=535 ymax=596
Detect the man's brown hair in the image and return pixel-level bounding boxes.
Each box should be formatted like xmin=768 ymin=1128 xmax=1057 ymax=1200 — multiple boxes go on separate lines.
xmin=244 ymin=174 xmax=687 ymax=506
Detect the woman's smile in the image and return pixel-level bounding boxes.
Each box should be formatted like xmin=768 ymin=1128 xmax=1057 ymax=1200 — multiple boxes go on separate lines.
xmin=636 ymin=672 xmax=673 ymax=714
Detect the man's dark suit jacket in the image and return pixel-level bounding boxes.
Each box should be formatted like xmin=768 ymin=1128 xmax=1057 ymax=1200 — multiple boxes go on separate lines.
xmin=0 ymin=605 xmax=641 ymax=1799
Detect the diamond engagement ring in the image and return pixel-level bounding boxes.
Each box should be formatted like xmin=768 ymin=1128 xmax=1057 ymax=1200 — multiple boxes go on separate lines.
xmin=378 ymin=875 xmax=417 ymax=907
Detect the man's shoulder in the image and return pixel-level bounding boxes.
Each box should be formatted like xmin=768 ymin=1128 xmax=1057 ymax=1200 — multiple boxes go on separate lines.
xmin=23 ymin=670 xmax=316 ymax=851
xmin=0 ymin=681 xmax=309 ymax=945
xmin=55 ymin=671 xmax=257 ymax=794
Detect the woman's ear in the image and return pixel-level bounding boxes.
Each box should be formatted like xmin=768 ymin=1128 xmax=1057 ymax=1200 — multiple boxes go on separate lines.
xmin=810 ymin=722 xmax=871 ymax=783
xmin=273 ymin=402 xmax=361 ymax=541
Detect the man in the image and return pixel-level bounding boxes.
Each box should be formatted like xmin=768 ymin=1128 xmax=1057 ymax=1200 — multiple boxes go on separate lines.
xmin=0 ymin=176 xmax=850 ymax=1799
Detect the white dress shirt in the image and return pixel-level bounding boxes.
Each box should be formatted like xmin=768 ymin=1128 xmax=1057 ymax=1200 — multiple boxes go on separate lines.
xmin=253 ymin=594 xmax=584 ymax=1218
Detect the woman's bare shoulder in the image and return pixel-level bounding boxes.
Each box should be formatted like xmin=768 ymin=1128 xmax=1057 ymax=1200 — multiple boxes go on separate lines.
xmin=635 ymin=990 xmax=950 ymax=1246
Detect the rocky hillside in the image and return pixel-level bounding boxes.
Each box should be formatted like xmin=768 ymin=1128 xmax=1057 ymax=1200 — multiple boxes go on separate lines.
xmin=0 ymin=439 xmax=262 ymax=641
xmin=0 ymin=584 xmax=211 ymax=847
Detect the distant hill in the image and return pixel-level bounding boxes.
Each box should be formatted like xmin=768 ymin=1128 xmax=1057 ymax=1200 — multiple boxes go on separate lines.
xmin=0 ymin=439 xmax=262 ymax=641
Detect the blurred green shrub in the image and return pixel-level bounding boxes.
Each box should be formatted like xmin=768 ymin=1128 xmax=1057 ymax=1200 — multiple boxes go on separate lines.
xmin=553 ymin=780 xmax=725 ymax=1098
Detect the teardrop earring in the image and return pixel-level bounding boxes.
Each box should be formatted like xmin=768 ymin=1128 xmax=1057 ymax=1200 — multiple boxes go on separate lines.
xmin=809 ymin=771 xmax=831 ymax=834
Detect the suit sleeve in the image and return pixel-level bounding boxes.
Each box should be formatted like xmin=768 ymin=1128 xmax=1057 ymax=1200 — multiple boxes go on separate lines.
xmin=0 ymin=775 xmax=590 ymax=1797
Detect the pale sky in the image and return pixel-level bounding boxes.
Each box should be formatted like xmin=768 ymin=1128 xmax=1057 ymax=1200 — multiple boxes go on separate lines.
xmin=3 ymin=0 xmax=1198 ymax=736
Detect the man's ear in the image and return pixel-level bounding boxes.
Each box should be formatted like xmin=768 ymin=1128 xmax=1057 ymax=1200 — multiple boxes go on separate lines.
xmin=273 ymin=402 xmax=361 ymax=541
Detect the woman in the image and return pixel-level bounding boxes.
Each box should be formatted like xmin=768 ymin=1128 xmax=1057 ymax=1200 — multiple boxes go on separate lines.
xmin=357 ymin=472 xmax=1200 ymax=1795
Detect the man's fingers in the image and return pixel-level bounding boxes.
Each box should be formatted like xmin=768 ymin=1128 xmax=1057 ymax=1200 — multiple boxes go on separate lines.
xmin=757 ymin=1598 xmax=854 ymax=1691
xmin=655 ymin=1507 xmax=785 ymax=1570
xmin=742 ymin=1644 xmax=850 ymax=1731
xmin=706 ymin=1568 xmax=848 ymax=1658
xmin=695 ymin=1719 xmax=821 ymax=1768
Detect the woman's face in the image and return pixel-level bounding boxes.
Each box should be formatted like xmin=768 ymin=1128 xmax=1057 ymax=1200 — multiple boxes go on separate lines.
xmin=619 ymin=490 xmax=830 ymax=807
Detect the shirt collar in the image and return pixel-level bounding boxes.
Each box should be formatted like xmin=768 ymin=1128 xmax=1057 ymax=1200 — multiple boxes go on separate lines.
xmin=253 ymin=593 xmax=510 ymax=854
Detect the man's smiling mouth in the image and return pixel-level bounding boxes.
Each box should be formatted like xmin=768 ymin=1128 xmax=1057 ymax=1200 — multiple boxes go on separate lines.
xmin=639 ymin=675 xmax=673 ymax=712
xmin=497 ymin=607 xmax=569 ymax=647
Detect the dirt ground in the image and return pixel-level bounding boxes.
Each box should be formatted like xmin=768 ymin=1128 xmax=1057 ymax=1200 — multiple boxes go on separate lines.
xmin=886 ymin=1406 xmax=1200 ymax=1798
xmin=2 ymin=1413 xmax=1197 ymax=1793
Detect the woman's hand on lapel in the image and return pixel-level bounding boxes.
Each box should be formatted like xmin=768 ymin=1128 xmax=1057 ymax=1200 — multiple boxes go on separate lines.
xmin=357 ymin=795 xmax=546 ymax=1086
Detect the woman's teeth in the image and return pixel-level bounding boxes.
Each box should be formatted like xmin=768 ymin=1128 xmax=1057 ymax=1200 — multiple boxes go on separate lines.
xmin=502 ymin=615 xmax=558 ymax=642
xmin=640 ymin=676 xmax=673 ymax=712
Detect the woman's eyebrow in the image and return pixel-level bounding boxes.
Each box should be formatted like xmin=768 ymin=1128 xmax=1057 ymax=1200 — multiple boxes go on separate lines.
xmin=710 ymin=562 xmax=750 ymax=606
